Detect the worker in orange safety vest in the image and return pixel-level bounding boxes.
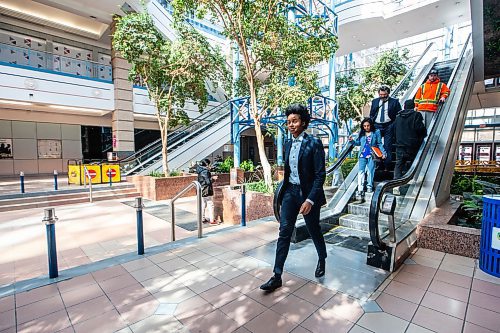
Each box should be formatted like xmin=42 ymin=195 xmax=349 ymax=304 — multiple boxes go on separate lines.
xmin=414 ymin=68 xmax=450 ymax=128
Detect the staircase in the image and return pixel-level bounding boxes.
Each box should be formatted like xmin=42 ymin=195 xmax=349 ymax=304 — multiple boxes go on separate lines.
xmin=0 ymin=184 xmax=140 ymax=212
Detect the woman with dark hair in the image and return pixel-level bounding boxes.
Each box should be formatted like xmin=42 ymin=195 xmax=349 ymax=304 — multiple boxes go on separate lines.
xmin=349 ymin=117 xmax=386 ymax=202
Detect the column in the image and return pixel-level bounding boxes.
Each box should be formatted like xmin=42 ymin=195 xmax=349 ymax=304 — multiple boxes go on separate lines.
xmin=111 ymin=19 xmax=135 ymax=159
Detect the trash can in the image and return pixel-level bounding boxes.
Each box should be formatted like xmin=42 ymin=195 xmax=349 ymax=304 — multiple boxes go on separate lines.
xmin=479 ymin=195 xmax=500 ymax=278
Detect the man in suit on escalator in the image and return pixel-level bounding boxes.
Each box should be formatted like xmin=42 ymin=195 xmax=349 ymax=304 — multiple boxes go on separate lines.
xmin=369 ymin=85 xmax=402 ymax=170
xmin=260 ymin=104 xmax=327 ymax=292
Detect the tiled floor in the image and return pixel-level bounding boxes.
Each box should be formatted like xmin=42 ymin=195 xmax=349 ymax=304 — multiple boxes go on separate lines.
xmin=0 ymin=216 xmax=499 ymax=333
xmin=0 ymin=186 xmax=499 ymax=332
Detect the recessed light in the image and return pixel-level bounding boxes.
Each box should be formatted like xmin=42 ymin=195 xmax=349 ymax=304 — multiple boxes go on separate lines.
xmin=459 ymin=14 xmax=463 ymax=18
xmin=396 ymin=20 xmax=401 ymax=24
xmin=435 ymin=5 xmax=439 ymax=8
xmin=352 ymin=35 xmax=356 ymax=38
xmin=362 ymin=43 xmax=366 ymax=46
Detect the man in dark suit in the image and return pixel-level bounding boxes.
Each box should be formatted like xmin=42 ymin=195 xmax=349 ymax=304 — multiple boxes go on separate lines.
xmin=369 ymin=85 xmax=402 ymax=170
xmin=260 ymin=104 xmax=327 ymax=292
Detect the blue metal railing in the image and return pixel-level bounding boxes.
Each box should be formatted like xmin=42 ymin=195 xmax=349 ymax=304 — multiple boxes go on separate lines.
xmin=0 ymin=43 xmax=112 ymax=82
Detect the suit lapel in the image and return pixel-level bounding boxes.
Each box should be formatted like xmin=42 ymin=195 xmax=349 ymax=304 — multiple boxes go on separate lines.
xmin=284 ymin=139 xmax=292 ymax=165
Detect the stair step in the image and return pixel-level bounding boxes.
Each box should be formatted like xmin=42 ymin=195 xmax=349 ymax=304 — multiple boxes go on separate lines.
xmin=0 ymin=187 xmax=138 ymax=206
xmin=339 ymin=214 xmax=388 ymax=231
xmin=0 ymin=191 xmax=140 ymax=212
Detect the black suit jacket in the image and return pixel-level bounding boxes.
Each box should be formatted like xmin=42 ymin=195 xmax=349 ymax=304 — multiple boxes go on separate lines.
xmin=283 ymin=132 xmax=326 ymax=207
xmin=369 ymin=97 xmax=402 ymax=123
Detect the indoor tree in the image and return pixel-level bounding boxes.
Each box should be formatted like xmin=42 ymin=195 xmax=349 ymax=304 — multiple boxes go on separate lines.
xmin=171 ymin=0 xmax=338 ymax=191
xmin=112 ymin=11 xmax=230 ymax=175
xmin=336 ymin=49 xmax=409 ymax=122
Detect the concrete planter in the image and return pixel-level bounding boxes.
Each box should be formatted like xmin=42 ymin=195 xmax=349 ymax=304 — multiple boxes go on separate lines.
xmin=215 ymin=186 xmax=275 ymax=225
xmin=128 ymin=173 xmax=234 ymax=201
xmin=417 ymin=201 xmax=480 ymax=258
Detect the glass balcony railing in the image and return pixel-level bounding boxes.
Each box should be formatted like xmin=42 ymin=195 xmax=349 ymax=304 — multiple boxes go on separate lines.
xmin=0 ymin=43 xmax=112 ymax=82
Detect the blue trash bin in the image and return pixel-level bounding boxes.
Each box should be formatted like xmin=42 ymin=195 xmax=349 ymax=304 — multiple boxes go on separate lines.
xmin=480 ymin=195 xmax=500 ymax=278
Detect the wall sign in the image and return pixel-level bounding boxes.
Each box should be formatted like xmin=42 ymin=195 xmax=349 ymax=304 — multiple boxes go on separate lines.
xmin=38 ymin=139 xmax=61 ymax=159
xmin=0 ymin=139 xmax=13 ymax=159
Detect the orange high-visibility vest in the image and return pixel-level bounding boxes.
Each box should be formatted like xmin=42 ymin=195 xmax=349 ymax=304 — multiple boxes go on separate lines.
xmin=414 ymin=78 xmax=450 ymax=112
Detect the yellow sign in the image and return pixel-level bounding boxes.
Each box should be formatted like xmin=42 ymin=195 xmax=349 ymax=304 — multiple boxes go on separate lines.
xmin=68 ymin=165 xmax=81 ymax=185
xmin=80 ymin=165 xmax=102 ymax=184
xmin=102 ymin=164 xmax=121 ymax=183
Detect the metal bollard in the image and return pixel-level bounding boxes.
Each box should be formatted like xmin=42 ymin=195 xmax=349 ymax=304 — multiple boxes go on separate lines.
xmin=108 ymin=169 xmax=112 ymax=187
xmin=241 ymin=184 xmax=246 ymax=226
xmin=53 ymin=170 xmax=58 ymax=190
xmin=20 ymin=171 xmax=25 ymax=194
xmin=42 ymin=208 xmax=59 ymax=278
xmin=135 ymin=197 xmax=145 ymax=255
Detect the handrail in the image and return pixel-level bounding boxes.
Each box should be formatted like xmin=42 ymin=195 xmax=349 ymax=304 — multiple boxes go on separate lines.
xmin=368 ymin=32 xmax=472 ymax=250
xmin=121 ymin=99 xmax=232 ymax=164
xmin=391 ymin=43 xmax=434 ymax=98
xmin=121 ymin=100 xmax=232 ymax=176
xmin=272 ymin=44 xmax=432 ymax=221
xmin=83 ymin=166 xmax=93 ymax=203
xmin=170 ymin=181 xmax=203 ymax=241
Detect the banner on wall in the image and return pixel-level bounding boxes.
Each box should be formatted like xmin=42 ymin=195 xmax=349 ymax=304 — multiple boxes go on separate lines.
xmin=0 ymin=139 xmax=13 ymax=159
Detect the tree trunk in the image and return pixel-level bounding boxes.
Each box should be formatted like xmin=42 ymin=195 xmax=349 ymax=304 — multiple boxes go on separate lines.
xmin=253 ymin=119 xmax=273 ymax=192
xmin=158 ymin=112 xmax=169 ymax=176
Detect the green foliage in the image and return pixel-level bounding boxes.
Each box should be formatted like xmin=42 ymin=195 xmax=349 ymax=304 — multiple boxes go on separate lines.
xmin=450 ymin=174 xmax=485 ymax=195
xmin=245 ymin=180 xmax=278 ymax=194
xmin=169 ymin=170 xmax=182 ymax=176
xmin=148 ymin=170 xmax=164 ymax=177
xmin=336 ymin=49 xmax=409 ymax=122
xmin=172 ymin=0 xmax=338 ymax=190
xmin=216 ymin=156 xmax=234 ymax=173
xmin=239 ymin=160 xmax=255 ymax=172
xmin=112 ymin=10 xmax=230 ymax=174
xmin=341 ymin=158 xmax=359 ymax=178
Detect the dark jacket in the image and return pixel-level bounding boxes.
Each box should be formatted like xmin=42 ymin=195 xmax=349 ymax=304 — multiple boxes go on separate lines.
xmin=284 ymin=132 xmax=326 ymax=206
xmin=369 ymin=97 xmax=402 ymax=123
xmin=196 ymin=165 xmax=213 ymax=197
xmin=394 ymin=109 xmax=427 ymax=152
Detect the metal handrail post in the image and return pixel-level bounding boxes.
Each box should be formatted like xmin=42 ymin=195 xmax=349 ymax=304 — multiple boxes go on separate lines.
xmin=171 ymin=181 xmax=203 ymax=241
xmin=83 ymin=166 xmax=93 ymax=203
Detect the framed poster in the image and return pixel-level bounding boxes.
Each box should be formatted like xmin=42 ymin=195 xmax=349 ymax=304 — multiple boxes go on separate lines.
xmin=0 ymin=139 xmax=13 ymax=159
xmin=38 ymin=139 xmax=62 ymax=159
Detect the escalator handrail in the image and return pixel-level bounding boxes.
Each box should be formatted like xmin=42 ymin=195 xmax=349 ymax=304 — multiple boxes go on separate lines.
xmin=391 ymin=43 xmax=434 ymax=98
xmin=129 ymin=103 xmax=233 ymax=174
xmin=120 ymin=99 xmax=232 ymax=164
xmin=272 ymin=43 xmax=436 ymax=222
xmin=368 ymin=33 xmax=472 ymax=250
xmin=325 ymin=41 xmax=434 ymax=178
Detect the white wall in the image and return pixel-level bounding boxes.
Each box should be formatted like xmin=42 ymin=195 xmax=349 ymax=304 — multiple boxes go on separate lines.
xmin=0 ymin=64 xmax=114 ymax=110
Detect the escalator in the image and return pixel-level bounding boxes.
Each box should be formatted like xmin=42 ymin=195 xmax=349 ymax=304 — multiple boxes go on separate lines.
xmin=274 ymin=34 xmax=474 ymax=272
xmin=122 ymin=99 xmax=236 ymax=175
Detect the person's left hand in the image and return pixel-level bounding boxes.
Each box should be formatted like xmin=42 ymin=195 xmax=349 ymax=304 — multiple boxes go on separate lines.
xmin=299 ymin=201 xmax=312 ymax=215
xmin=439 ymin=97 xmax=446 ymax=103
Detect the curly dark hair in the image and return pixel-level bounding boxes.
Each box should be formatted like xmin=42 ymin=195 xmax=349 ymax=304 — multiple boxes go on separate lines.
xmin=285 ymin=104 xmax=311 ymax=129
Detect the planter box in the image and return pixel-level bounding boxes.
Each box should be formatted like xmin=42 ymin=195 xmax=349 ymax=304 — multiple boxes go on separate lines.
xmin=417 ymin=200 xmax=480 ymax=258
xmin=128 ymin=174 xmax=198 ymax=201
xmin=214 ymin=186 xmax=275 ymax=225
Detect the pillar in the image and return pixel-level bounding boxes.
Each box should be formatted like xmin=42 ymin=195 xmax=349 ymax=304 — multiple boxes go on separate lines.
xmin=111 ymin=19 xmax=135 ymax=158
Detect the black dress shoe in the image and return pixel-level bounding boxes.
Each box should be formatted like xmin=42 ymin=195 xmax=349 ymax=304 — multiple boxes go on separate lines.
xmin=260 ymin=276 xmax=282 ymax=291
xmin=315 ymin=260 xmax=325 ymax=278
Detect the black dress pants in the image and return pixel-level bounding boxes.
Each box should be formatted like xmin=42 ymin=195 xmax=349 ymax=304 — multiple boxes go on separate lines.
xmin=273 ymin=184 xmax=327 ymax=275
xmin=394 ymin=148 xmax=417 ymax=179
xmin=375 ymin=122 xmax=394 ymax=168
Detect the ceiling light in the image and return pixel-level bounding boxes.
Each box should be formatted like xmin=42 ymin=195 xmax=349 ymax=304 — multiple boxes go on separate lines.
xmin=459 ymin=14 xmax=463 ymax=18
xmin=435 ymin=5 xmax=439 ymax=8
xmin=362 ymin=43 xmax=366 ymax=46
xmin=352 ymin=35 xmax=356 ymax=38
xmin=0 ymin=100 xmax=32 ymax=106
xmin=396 ymin=20 xmax=401 ymax=24
xmin=48 ymin=105 xmax=104 ymax=113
